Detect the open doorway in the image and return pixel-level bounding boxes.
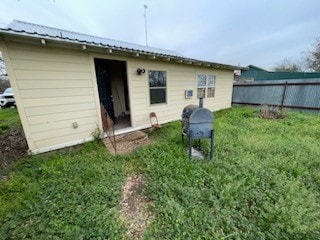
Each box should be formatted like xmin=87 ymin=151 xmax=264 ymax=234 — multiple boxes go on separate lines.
xmin=94 ymin=58 xmax=131 ymax=130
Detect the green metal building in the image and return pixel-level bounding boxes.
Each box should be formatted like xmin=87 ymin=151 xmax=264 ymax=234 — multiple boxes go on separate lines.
xmin=240 ymin=65 xmax=320 ymax=81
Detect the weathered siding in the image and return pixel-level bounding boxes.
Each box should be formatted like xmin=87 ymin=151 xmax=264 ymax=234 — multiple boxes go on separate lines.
xmin=2 ymin=42 xmax=100 ymax=153
xmin=232 ymin=80 xmax=320 ymax=111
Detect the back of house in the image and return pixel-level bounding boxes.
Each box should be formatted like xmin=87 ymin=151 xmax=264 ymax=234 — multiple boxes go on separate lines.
xmin=0 ymin=20 xmax=236 ymax=154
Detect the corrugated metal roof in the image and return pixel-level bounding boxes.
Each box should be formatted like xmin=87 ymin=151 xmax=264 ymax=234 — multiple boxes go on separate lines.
xmin=0 ymin=20 xmax=238 ymax=70
xmin=5 ymin=20 xmax=181 ymax=57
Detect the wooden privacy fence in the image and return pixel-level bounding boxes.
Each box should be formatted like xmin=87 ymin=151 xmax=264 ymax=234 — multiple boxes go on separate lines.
xmin=232 ymin=80 xmax=320 ymax=111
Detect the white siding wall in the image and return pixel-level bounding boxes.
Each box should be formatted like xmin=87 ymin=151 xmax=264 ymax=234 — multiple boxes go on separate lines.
xmin=2 ymin=42 xmax=100 ymax=153
xmin=126 ymin=59 xmax=234 ymax=128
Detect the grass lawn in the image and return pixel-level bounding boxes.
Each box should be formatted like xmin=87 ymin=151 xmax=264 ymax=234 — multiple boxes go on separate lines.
xmin=0 ymin=108 xmax=21 ymax=134
xmin=0 ymin=108 xmax=28 ymax=171
xmin=0 ymin=107 xmax=320 ymax=239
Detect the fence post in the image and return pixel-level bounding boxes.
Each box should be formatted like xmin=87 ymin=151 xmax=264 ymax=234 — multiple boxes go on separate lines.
xmin=280 ymin=81 xmax=288 ymax=110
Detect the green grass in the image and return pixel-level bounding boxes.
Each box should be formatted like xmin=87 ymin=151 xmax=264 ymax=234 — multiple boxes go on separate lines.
xmin=1 ymin=107 xmax=320 ymax=239
xmin=0 ymin=142 xmax=128 ymax=239
xmin=0 ymin=108 xmax=21 ymax=134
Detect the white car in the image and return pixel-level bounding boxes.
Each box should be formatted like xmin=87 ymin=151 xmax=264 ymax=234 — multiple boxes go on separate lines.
xmin=0 ymin=87 xmax=15 ymax=107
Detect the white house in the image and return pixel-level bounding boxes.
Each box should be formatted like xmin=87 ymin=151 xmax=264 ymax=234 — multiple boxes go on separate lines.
xmin=0 ymin=20 xmax=236 ymax=154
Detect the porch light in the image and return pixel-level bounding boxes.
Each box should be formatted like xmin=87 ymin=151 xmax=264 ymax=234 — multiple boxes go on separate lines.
xmin=136 ymin=68 xmax=146 ymax=75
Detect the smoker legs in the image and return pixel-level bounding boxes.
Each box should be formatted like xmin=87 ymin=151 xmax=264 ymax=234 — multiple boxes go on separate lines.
xmin=182 ymin=131 xmax=214 ymax=160
xmin=189 ymin=136 xmax=193 ymax=159
xmin=210 ymin=130 xmax=214 ymax=160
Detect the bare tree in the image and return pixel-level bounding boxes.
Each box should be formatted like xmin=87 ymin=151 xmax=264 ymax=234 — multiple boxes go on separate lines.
xmin=305 ymin=37 xmax=320 ymax=72
xmin=0 ymin=51 xmax=10 ymax=92
xmin=0 ymin=51 xmax=8 ymax=80
xmin=273 ymin=58 xmax=302 ymax=72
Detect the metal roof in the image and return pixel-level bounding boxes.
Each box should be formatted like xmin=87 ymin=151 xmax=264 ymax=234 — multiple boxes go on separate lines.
xmin=0 ymin=20 xmax=237 ymax=70
xmin=242 ymin=65 xmax=320 ymax=81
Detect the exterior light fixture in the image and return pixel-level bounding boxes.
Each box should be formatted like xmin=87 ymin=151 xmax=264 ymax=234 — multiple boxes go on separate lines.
xmin=136 ymin=68 xmax=146 ymax=75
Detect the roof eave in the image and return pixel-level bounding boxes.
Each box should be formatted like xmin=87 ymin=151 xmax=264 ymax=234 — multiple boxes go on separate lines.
xmin=0 ymin=29 xmax=237 ymax=71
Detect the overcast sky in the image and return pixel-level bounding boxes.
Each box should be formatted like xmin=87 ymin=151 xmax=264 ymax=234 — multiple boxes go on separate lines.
xmin=1 ymin=0 xmax=320 ymax=70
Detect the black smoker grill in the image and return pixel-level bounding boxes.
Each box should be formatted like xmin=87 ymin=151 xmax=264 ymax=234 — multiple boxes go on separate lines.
xmin=182 ymin=98 xmax=214 ymax=159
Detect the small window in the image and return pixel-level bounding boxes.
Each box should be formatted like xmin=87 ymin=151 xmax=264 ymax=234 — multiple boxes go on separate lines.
xmin=197 ymin=74 xmax=216 ymax=98
xmin=149 ymin=70 xmax=167 ymax=104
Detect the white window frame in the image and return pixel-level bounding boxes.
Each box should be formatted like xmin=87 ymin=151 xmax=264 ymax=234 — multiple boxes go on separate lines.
xmin=197 ymin=74 xmax=216 ymax=98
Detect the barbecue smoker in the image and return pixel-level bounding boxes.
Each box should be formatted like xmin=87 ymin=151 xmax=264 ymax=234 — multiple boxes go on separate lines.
xmin=182 ymin=98 xmax=214 ymax=159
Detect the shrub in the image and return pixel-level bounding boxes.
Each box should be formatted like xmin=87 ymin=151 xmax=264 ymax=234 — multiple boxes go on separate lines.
xmin=259 ymin=105 xmax=284 ymax=119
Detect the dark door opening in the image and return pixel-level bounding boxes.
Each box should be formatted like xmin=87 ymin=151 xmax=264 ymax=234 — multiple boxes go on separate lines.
xmin=95 ymin=59 xmax=115 ymax=122
xmin=94 ymin=58 xmax=131 ymax=129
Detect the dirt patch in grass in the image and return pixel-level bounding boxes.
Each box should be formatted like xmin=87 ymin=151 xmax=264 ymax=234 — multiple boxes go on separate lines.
xmin=120 ymin=174 xmax=154 ymax=239
xmin=0 ymin=129 xmax=28 ymax=171
xmin=103 ymin=131 xmax=152 ymax=154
